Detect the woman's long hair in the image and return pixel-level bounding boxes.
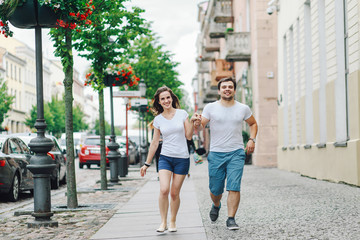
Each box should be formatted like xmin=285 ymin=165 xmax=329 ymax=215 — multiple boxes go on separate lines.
xmin=151 ymin=86 xmax=180 ymax=116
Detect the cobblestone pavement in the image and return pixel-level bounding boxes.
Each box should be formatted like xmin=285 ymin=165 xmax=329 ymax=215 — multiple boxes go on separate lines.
xmin=0 ymin=165 xmax=150 ymax=240
xmin=191 ymin=160 xmax=360 ymax=240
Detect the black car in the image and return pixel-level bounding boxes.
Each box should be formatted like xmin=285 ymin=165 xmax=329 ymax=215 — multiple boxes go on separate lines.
xmin=0 ymin=135 xmax=34 ymax=201
xmin=12 ymin=133 xmax=67 ymax=189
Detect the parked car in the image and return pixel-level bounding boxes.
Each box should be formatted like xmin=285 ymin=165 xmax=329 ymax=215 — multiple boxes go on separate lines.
xmin=79 ymin=136 xmax=110 ymax=169
xmin=60 ymin=132 xmax=87 ymax=158
xmin=0 ymin=135 xmax=34 ymax=201
xmin=116 ymin=136 xmax=139 ymax=165
xmin=13 ymin=133 xmax=67 ymax=189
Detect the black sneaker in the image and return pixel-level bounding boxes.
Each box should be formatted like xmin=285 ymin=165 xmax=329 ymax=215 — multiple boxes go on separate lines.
xmin=209 ymin=203 xmax=221 ymax=222
xmin=226 ymin=218 xmax=240 ymax=230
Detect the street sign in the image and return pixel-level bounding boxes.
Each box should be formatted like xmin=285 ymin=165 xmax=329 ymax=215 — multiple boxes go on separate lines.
xmin=131 ymin=98 xmax=148 ymax=106
xmin=113 ymin=91 xmax=141 ymax=97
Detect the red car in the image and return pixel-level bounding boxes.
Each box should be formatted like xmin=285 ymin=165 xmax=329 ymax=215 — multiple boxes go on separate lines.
xmin=79 ymin=136 xmax=110 ymax=169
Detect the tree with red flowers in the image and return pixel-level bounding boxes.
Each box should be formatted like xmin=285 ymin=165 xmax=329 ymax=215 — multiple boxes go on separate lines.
xmin=73 ymin=0 xmax=147 ymax=190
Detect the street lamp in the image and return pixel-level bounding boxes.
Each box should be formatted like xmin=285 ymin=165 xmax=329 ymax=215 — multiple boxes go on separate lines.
xmin=139 ymin=79 xmax=146 ymax=97
xmin=9 ymin=6 xmax=58 ymax=227
xmin=139 ymin=79 xmax=148 ymax=166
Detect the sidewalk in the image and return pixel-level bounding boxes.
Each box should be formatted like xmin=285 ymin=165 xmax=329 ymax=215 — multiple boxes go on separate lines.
xmin=91 ymin=157 xmax=360 ymax=240
xmin=91 ymin=168 xmax=207 ymax=239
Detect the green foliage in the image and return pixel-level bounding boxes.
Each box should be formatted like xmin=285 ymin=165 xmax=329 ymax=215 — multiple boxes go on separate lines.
xmin=24 ymin=97 xmax=88 ymax=138
xmin=121 ymin=29 xmax=185 ymax=121
xmin=93 ymin=119 xmax=121 ymax=136
xmin=73 ymin=0 xmax=148 ymax=92
xmin=0 ymin=78 xmax=14 ymax=128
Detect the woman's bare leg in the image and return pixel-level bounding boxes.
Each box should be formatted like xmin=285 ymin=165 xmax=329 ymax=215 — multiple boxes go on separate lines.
xmin=169 ymin=173 xmax=186 ymax=229
xmin=158 ymin=170 xmax=172 ymax=230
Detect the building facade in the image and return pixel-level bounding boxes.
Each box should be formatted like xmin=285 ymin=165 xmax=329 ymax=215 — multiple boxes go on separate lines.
xmin=277 ymin=0 xmax=360 ymax=186
xmin=0 ymin=36 xmax=96 ymax=134
xmin=195 ymin=0 xmax=278 ymax=166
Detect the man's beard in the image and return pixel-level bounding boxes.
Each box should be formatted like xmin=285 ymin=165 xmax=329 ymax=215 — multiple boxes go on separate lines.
xmin=221 ymin=95 xmax=234 ymax=101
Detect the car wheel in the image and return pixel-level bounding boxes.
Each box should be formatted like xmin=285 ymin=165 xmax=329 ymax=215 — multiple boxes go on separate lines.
xmin=87 ymin=164 xmax=91 ymax=169
xmin=51 ymin=169 xmax=60 ymax=189
xmin=79 ymin=163 xmax=84 ymax=169
xmin=8 ymin=174 xmax=20 ymax=202
xmin=60 ymin=172 xmax=67 ymax=184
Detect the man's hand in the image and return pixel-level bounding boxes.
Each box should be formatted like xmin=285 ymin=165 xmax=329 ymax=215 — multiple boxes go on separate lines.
xmin=245 ymin=139 xmax=255 ymax=154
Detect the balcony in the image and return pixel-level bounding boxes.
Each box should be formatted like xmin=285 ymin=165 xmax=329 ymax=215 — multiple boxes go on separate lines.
xmin=198 ymin=61 xmax=210 ymax=74
xmin=209 ymin=21 xmax=227 ymax=38
xmin=200 ymin=50 xmax=215 ymax=62
xmin=225 ymin=32 xmax=251 ymax=61
xmin=204 ymin=80 xmax=219 ymax=103
xmin=214 ymin=0 xmax=233 ymax=23
xmin=214 ymin=59 xmax=233 ymax=81
xmin=204 ymin=37 xmax=220 ymax=52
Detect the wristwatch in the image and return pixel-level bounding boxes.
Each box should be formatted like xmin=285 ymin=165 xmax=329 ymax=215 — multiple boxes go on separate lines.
xmin=249 ymin=138 xmax=256 ymax=143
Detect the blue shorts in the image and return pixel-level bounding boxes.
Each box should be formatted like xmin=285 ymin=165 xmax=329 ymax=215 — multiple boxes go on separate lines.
xmin=158 ymin=154 xmax=190 ymax=175
xmin=207 ymin=148 xmax=245 ymax=196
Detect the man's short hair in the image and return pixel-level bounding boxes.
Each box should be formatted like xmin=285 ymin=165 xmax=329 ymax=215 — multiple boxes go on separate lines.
xmin=217 ymin=77 xmax=236 ymax=90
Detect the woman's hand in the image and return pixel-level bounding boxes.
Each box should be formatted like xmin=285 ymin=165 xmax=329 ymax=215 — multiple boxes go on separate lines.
xmin=191 ymin=113 xmax=201 ymax=125
xmin=140 ymin=165 xmax=148 ymax=177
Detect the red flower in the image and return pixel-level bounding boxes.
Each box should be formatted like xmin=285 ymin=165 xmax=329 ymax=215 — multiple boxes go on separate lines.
xmin=69 ymin=12 xmax=76 ymax=17
xmin=115 ymin=77 xmax=120 ymax=81
xmin=70 ymin=23 xmax=77 ymax=30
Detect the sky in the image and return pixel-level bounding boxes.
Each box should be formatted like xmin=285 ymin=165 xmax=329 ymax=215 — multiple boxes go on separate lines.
xmin=11 ymin=0 xmax=202 ymax=129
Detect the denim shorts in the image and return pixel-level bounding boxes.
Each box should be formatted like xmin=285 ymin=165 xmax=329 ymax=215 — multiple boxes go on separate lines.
xmin=158 ymin=154 xmax=190 ymax=175
xmin=207 ymin=148 xmax=245 ymax=196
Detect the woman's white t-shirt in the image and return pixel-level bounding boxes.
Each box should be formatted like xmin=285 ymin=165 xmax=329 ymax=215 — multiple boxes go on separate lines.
xmin=202 ymin=101 xmax=252 ymax=152
xmin=153 ymin=109 xmax=189 ymax=158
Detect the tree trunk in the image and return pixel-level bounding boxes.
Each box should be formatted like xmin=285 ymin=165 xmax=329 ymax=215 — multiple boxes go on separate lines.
xmin=99 ymin=89 xmax=107 ymax=190
xmin=63 ymin=29 xmax=78 ymax=208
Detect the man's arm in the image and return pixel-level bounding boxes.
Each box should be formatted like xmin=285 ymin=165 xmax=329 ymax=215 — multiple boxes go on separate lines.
xmin=244 ymin=115 xmax=258 ymax=154
xmin=194 ymin=114 xmax=209 ymax=131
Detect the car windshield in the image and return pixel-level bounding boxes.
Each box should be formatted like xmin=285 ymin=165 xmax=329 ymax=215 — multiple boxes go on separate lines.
xmin=84 ymin=138 xmax=100 ymax=145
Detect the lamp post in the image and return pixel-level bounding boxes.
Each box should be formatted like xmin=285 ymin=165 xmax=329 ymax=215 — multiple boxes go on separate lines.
xmin=26 ymin=27 xmax=58 ymax=228
xmin=106 ymin=82 xmax=120 ymax=183
xmin=8 ymin=2 xmax=58 ymax=227
xmin=139 ymin=79 xmax=147 ymax=166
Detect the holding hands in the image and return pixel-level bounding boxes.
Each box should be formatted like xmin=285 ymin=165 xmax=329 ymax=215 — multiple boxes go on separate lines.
xmin=191 ymin=113 xmax=202 ymax=127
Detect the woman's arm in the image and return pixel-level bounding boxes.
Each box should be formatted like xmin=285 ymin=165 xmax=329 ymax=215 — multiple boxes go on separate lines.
xmin=185 ymin=113 xmax=200 ymax=140
xmin=140 ymin=128 xmax=161 ymax=177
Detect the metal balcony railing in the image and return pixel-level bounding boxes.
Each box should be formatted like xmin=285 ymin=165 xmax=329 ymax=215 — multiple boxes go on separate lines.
xmin=225 ymin=32 xmax=251 ymax=61
xmin=214 ymin=0 xmax=233 ymax=23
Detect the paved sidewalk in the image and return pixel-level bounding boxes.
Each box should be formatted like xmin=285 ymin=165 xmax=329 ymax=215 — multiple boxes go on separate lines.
xmin=91 ymin=172 xmax=207 ymax=239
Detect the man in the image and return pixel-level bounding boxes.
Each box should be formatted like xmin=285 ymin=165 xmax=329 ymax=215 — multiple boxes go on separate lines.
xmin=194 ymin=77 xmax=258 ymax=230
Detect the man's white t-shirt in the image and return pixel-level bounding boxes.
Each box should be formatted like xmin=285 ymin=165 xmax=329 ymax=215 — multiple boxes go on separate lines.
xmin=153 ymin=109 xmax=189 ymax=158
xmin=202 ymin=101 xmax=252 ymax=152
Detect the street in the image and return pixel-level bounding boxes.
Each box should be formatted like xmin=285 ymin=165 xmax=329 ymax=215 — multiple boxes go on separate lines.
xmin=191 ymin=161 xmax=360 ymax=240
xmin=0 ymin=157 xmax=98 ymax=219
xmin=1 ymin=157 xmax=359 ymax=239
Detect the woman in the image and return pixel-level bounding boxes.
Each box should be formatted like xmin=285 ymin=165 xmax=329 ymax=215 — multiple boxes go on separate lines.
xmin=140 ymin=86 xmax=199 ymax=233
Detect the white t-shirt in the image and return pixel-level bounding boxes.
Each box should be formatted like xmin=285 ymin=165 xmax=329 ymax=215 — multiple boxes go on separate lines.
xmin=153 ymin=109 xmax=189 ymax=158
xmin=202 ymin=101 xmax=252 ymax=152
